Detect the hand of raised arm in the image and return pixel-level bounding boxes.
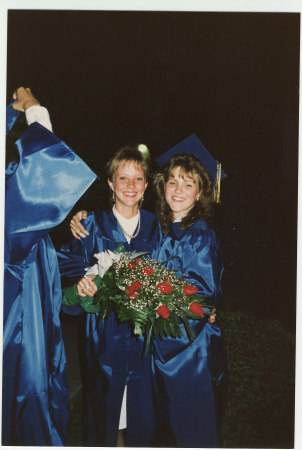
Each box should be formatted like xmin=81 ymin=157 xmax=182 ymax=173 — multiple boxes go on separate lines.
xmin=12 ymin=87 xmax=40 ymax=112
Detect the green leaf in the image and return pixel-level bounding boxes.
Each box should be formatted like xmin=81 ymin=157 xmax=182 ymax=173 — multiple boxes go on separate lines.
xmin=114 ymin=243 xmax=127 ymax=254
xmin=62 ymin=283 xmax=82 ymax=306
xmin=80 ymin=297 xmax=101 ymax=314
xmin=153 ymin=320 xmax=159 ymax=336
xmin=163 ymin=319 xmax=170 ymax=337
xmin=181 ymin=316 xmax=196 ymax=341
xmin=144 ymin=322 xmax=153 ymax=358
xmin=186 ymin=310 xmax=205 ymax=320
xmin=169 ymin=311 xmax=183 ymax=337
xmin=157 ymin=318 xmax=164 ymax=336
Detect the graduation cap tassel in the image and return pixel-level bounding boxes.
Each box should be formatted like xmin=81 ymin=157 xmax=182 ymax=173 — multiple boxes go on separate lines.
xmin=214 ymin=162 xmax=222 ymax=203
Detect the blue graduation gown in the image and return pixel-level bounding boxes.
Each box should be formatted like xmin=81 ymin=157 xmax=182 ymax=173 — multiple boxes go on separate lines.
xmin=3 ymin=105 xmax=97 ymax=446
xmin=58 ymin=209 xmax=160 ymax=446
xmin=151 ymin=219 xmax=226 ymax=448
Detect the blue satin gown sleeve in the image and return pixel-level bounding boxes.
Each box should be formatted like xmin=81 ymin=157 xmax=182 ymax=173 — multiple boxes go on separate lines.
xmin=6 ymin=102 xmax=20 ymax=134
xmin=5 ymin=122 xmax=97 ymax=264
xmin=181 ymin=226 xmax=223 ymax=303
xmin=58 ymin=212 xmax=102 ymax=278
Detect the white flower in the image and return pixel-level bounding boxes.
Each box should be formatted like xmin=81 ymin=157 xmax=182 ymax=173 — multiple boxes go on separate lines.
xmin=85 ymin=250 xmax=149 ymax=278
xmin=85 ymin=250 xmax=123 ymax=277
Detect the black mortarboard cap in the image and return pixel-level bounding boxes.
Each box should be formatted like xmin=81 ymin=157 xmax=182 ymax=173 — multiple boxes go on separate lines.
xmin=155 ymin=133 xmax=227 ymax=202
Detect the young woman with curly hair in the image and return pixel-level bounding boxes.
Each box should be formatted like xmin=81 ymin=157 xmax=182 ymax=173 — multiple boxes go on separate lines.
xmin=151 ymin=149 xmax=226 ymax=448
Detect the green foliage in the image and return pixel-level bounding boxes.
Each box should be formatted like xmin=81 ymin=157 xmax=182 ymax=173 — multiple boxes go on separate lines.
xmin=218 ymin=310 xmax=295 ymax=448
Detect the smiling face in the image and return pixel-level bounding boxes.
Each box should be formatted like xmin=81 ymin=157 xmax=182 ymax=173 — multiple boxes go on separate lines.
xmin=108 ymin=160 xmax=148 ymax=217
xmin=164 ymin=166 xmax=202 ymax=220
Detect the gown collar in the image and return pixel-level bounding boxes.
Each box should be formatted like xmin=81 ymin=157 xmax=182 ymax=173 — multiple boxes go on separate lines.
xmin=169 ymin=218 xmax=209 ymax=240
xmin=103 ymin=209 xmax=150 ymax=243
xmin=169 ymin=222 xmax=187 ymax=240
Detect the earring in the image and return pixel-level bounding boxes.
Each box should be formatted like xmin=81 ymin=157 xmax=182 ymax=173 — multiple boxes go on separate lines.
xmin=196 ymin=196 xmax=200 ymax=201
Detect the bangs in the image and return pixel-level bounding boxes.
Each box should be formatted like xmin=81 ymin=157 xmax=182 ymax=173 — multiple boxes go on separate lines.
xmin=107 ymin=145 xmax=150 ymax=181
xmin=167 ymin=165 xmax=198 ymax=184
xmin=178 ymin=167 xmax=196 ymax=181
xmin=163 ymin=154 xmax=206 ymax=189
xmin=119 ymin=159 xmax=143 ymax=171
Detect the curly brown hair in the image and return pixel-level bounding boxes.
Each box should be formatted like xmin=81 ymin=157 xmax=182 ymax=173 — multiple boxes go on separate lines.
xmin=106 ymin=145 xmax=151 ymax=208
xmin=154 ymin=153 xmax=214 ymax=234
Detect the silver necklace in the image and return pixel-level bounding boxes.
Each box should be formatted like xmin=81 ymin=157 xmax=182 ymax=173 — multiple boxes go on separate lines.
xmin=113 ymin=209 xmax=141 ymax=239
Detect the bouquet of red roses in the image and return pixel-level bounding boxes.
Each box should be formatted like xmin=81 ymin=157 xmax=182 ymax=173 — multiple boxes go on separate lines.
xmin=62 ymin=249 xmax=214 ymax=349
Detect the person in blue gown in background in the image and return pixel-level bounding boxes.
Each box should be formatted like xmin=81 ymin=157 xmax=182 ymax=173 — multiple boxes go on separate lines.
xmin=58 ymin=147 xmax=159 ymax=446
xmin=3 ymin=87 xmax=97 ymax=445
xmin=151 ymin=134 xmax=227 ymax=447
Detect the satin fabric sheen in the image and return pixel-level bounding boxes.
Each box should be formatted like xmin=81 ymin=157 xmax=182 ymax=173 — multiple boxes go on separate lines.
xmin=6 ymin=102 xmax=20 ymax=134
xmin=58 ymin=209 xmax=160 ymax=446
xmin=151 ymin=219 xmax=226 ymax=447
xmin=3 ymin=106 xmax=97 ymax=445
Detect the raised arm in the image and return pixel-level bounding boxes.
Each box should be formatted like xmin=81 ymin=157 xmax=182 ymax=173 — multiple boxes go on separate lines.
xmin=12 ymin=87 xmax=53 ymax=132
xmin=5 ymin=88 xmax=97 ymax=263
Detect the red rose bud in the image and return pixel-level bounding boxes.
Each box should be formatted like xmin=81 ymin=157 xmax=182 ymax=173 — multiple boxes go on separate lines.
xmin=127 ymin=261 xmax=136 ymax=270
xmin=166 ymin=275 xmax=171 ymax=281
xmin=130 ymin=280 xmax=142 ymax=291
xmin=157 ymin=305 xmax=170 ymax=319
xmin=183 ymin=285 xmax=199 ymax=296
xmin=189 ymin=302 xmax=204 ymax=317
xmin=125 ymin=286 xmax=138 ymax=299
xmin=141 ymin=266 xmax=155 ymax=276
xmin=157 ymin=282 xmax=173 ymax=294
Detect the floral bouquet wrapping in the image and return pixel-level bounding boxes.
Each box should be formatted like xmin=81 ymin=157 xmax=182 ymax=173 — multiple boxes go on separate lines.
xmin=62 ymin=247 xmax=214 ymax=349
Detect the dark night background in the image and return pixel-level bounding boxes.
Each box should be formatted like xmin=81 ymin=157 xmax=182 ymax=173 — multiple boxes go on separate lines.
xmin=5 ymin=9 xmax=300 ymax=447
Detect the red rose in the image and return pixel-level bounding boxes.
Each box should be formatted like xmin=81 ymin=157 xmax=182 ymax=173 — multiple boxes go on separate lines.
xmin=189 ymin=302 xmax=204 ymax=317
xmin=183 ymin=285 xmax=199 ymax=296
xmin=166 ymin=275 xmax=171 ymax=281
xmin=130 ymin=280 xmax=142 ymax=291
xmin=127 ymin=261 xmax=136 ymax=270
xmin=157 ymin=305 xmax=170 ymax=319
xmin=141 ymin=266 xmax=154 ymax=276
xmin=125 ymin=286 xmax=138 ymax=299
xmin=157 ymin=282 xmax=173 ymax=295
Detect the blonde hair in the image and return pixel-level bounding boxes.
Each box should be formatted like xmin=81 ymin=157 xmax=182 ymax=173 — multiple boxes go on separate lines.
xmin=106 ymin=145 xmax=150 ymax=207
